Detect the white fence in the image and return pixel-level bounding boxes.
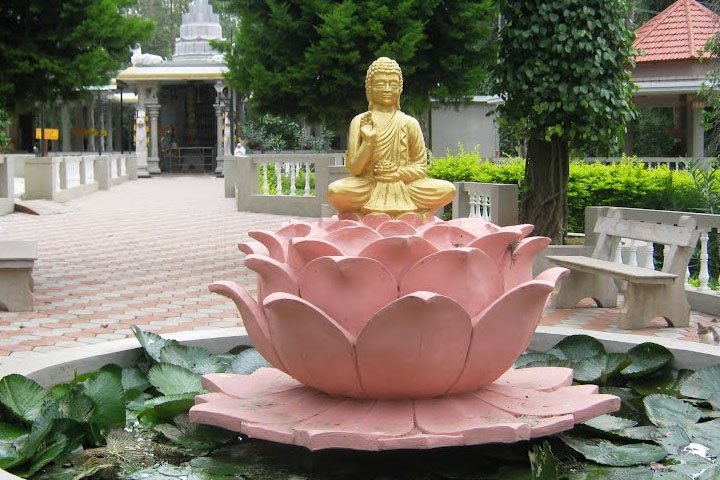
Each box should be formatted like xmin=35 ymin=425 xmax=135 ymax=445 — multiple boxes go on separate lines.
xmin=11 ymin=153 xmax=137 ymax=203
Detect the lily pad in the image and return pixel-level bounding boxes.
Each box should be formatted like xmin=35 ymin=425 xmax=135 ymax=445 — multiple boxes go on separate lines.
xmin=581 ymin=414 xmax=637 ymax=434
xmin=644 ymin=394 xmax=702 ymax=428
xmin=227 ymin=348 xmax=272 ymax=374
xmin=546 ymin=335 xmax=606 ymax=361
xmin=148 ymin=363 xmax=203 ymax=396
xmin=680 ymin=364 xmax=720 ymax=400
xmin=574 ymin=353 xmax=629 ymax=383
xmin=159 ymin=341 xmax=226 ymax=375
xmin=81 ymin=372 xmax=126 ymax=444
xmin=566 ymin=464 xmax=653 ymax=479
xmin=620 ymin=343 xmax=673 ymax=378
xmin=560 ymin=435 xmax=667 ymax=466
xmin=0 ymin=374 xmax=49 ymax=424
xmin=628 ymin=367 xmax=693 ymax=397
xmin=132 ymin=326 xmax=170 ymax=363
xmin=122 ymin=366 xmax=151 ymax=400
xmin=139 ymin=393 xmax=199 ymax=422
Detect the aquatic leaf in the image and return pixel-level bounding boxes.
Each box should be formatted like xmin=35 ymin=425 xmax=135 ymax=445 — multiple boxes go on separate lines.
xmin=566 ymin=464 xmax=653 ymax=479
xmin=561 ymin=435 xmax=667 ymax=466
xmin=122 ymin=366 xmax=151 ymax=400
xmin=160 ymin=341 xmax=226 ymax=375
xmin=54 ymin=389 xmax=94 ymax=423
xmin=81 ymin=372 xmax=126 ymax=444
xmin=148 ymin=363 xmax=203 ymax=396
xmin=654 ymin=425 xmax=692 ymax=454
xmin=573 ymin=353 xmax=629 ymax=383
xmin=601 ymin=387 xmax=646 ymax=420
xmin=154 ymin=415 xmax=237 ymax=453
xmin=612 ymin=426 xmax=661 ymax=442
xmin=644 ymin=394 xmax=701 ymax=428
xmin=547 ymin=335 xmax=605 ymax=361
xmin=0 ymin=423 xmax=29 ymax=441
xmin=680 ymin=364 xmax=720 ymax=400
xmin=227 ymin=348 xmax=272 ymax=374
xmin=628 ymin=367 xmax=693 ymax=397
xmin=582 ymin=415 xmax=637 ymax=434
xmin=139 ymin=394 xmax=198 ymax=422
xmin=0 ymin=441 xmax=24 ymax=470
xmin=529 ymin=441 xmax=560 ymax=480
xmin=514 ymin=352 xmax=562 ymax=368
xmin=620 ymin=343 xmax=673 ymax=379
xmin=0 ymin=374 xmax=49 ymax=423
xmin=131 ymin=326 xmax=169 ymax=363
xmin=24 ymin=433 xmax=68 ymax=477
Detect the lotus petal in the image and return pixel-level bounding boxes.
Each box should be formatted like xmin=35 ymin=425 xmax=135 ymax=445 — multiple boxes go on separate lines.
xmin=325 ymin=226 xmax=383 ymax=255
xmin=276 ymin=221 xmax=312 ymax=238
xmin=300 ymin=256 xmax=397 ymax=336
xmin=362 ymin=213 xmax=393 ymax=229
xmin=502 ymin=223 xmax=535 ymax=239
xmin=446 ymin=218 xmax=499 ymax=237
xmin=396 ymin=212 xmax=426 ymax=228
xmin=245 ymin=254 xmax=299 ymax=302
xmin=400 ymin=248 xmax=503 ymax=317
xmin=202 ymin=368 xmax=300 ymax=398
xmin=248 ymin=230 xmax=288 ymax=262
xmin=263 ymin=292 xmax=364 ymax=397
xmin=338 ymin=212 xmax=361 ymax=222
xmin=294 ymin=399 xmax=415 ymax=450
xmin=415 ymin=394 xmax=530 ymax=443
xmin=467 ymin=231 xmax=521 ymax=267
xmin=419 ymin=224 xmax=476 ymax=249
xmin=318 ymin=219 xmax=360 ymax=234
xmin=500 ymin=236 xmax=551 ymax=290
xmin=535 ymin=266 xmax=570 ymax=285
xmin=358 ymin=236 xmax=438 ymax=284
xmin=376 ymin=220 xmax=417 ymax=237
xmin=286 ymin=238 xmax=343 ymax=272
xmin=494 ymin=367 xmax=573 ymax=393
xmin=355 ymin=292 xmax=471 ymax=398
xmin=208 ymin=281 xmax=286 ymax=372
xmin=238 ymin=241 xmax=270 ymax=257
xmin=447 ymin=280 xmax=556 ymax=393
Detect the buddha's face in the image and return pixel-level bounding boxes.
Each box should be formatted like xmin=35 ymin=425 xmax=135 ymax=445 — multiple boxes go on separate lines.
xmin=370 ymin=72 xmax=401 ymax=108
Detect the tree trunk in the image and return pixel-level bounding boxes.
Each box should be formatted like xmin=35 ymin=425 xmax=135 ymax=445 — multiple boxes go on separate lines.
xmin=519 ymin=134 xmax=569 ymax=244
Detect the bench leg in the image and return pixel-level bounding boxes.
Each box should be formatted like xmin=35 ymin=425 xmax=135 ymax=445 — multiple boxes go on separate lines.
xmin=552 ymin=270 xmax=618 ymax=309
xmin=0 ymin=269 xmax=34 ymax=312
xmin=618 ymin=282 xmax=690 ymax=329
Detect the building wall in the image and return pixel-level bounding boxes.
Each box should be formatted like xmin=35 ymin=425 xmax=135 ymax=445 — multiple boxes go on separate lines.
xmin=430 ymin=99 xmax=500 ymax=159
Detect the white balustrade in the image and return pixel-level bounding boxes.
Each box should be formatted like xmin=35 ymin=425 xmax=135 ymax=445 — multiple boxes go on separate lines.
xmin=84 ymin=159 xmax=95 ymax=184
xmin=120 ymin=156 xmax=127 ymax=176
xmin=65 ymin=158 xmax=81 ymax=188
xmin=304 ymin=163 xmax=311 ymax=196
xmin=275 ymin=162 xmax=282 ymax=196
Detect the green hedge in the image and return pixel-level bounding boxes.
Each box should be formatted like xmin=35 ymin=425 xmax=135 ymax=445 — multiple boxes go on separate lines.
xmin=428 ymin=151 xmax=706 ymax=233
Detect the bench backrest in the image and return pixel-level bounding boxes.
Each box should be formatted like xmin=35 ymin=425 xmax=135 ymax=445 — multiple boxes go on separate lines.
xmin=592 ymin=207 xmax=699 ymax=276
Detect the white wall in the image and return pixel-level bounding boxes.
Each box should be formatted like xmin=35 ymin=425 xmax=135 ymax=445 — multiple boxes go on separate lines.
xmin=430 ymin=97 xmax=500 ymax=159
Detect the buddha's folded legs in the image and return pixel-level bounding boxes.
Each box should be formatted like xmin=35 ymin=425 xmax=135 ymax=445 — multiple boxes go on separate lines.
xmin=407 ymin=178 xmax=456 ymax=211
xmin=327 ymin=176 xmax=374 ymax=212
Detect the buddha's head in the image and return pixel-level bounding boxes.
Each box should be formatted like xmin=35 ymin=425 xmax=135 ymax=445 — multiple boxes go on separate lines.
xmin=365 ymin=57 xmax=403 ymax=110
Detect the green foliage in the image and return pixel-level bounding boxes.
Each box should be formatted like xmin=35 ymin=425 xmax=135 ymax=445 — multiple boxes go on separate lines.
xmin=0 ymin=109 xmax=10 ymax=152
xmin=128 ymin=0 xmax=192 ymax=59
xmin=214 ymin=0 xmax=496 ymax=128
xmin=242 ymin=113 xmax=334 ymax=152
xmin=0 ymin=0 xmax=153 ymax=112
xmin=428 ymin=150 xmax=707 ymax=233
xmin=631 ymin=107 xmax=675 ymax=157
xmin=493 ymin=0 xmax=637 ymax=152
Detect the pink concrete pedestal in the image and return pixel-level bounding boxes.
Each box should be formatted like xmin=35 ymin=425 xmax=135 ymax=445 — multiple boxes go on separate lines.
xmin=190 ymin=366 xmax=619 ymax=451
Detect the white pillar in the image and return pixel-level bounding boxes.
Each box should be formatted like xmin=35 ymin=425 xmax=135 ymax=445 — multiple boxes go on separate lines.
xmin=214 ymin=103 xmax=224 ymax=175
xmin=147 ymin=104 xmax=161 ymax=174
xmin=135 ymin=108 xmax=150 ymax=178
xmin=106 ymin=102 xmax=113 ymax=153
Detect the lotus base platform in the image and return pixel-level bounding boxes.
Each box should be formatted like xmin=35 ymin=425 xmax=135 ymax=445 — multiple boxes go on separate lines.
xmin=190 ymin=366 xmax=620 ymax=451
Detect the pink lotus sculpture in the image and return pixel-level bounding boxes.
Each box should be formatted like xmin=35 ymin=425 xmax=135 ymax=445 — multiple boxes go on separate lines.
xmin=190 ymin=214 xmax=620 ymax=449
xmin=210 ymin=214 xmax=565 ymax=398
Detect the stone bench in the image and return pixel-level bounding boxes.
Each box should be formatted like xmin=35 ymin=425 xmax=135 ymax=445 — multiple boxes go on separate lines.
xmin=547 ymin=208 xmax=699 ymax=329
xmin=0 ymin=241 xmax=37 ymax=311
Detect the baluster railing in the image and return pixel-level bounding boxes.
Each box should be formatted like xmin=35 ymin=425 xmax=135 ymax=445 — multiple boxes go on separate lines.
xmin=289 ymin=163 xmax=297 ymax=196
xmin=304 ymin=163 xmax=311 ymax=196
xmin=262 ymin=164 xmax=269 ymax=195
xmin=698 ymin=228 xmax=711 ymax=291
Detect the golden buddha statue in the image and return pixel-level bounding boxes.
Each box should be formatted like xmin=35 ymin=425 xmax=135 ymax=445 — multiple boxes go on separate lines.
xmin=327 ymin=57 xmax=456 ymax=218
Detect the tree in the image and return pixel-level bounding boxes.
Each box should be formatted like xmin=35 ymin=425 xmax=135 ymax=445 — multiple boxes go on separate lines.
xmin=492 ymin=1 xmax=636 ymax=242
xmin=0 ymin=0 xmax=153 ymax=113
xmin=214 ymin=0 xmax=496 ymax=129
xmin=130 ymin=0 xmax=192 ymax=58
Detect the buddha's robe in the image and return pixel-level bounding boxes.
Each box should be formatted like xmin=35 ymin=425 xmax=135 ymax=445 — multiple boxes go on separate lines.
xmin=327 ymin=111 xmax=455 ymax=215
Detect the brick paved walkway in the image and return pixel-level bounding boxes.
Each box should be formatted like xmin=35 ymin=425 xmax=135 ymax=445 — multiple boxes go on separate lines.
xmin=0 ymin=175 xmax=712 ymax=360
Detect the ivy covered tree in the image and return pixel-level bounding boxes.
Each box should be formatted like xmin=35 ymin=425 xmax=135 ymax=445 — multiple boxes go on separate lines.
xmin=493 ymin=0 xmax=637 ymax=242
xmin=214 ymin=0 xmax=496 ymax=129
xmin=0 ymin=0 xmax=153 ymax=113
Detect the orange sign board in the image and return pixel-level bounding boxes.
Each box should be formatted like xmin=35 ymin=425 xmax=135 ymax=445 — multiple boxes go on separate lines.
xmin=70 ymin=128 xmax=106 ymax=137
xmin=35 ymin=128 xmax=59 ymax=140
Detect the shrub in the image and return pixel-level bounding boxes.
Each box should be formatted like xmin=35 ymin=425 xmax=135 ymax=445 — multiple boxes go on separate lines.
xmin=428 ymin=150 xmax=709 ymax=233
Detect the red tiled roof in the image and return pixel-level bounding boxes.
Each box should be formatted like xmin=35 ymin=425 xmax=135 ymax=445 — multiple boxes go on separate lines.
xmin=634 ymin=0 xmax=720 ymax=62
